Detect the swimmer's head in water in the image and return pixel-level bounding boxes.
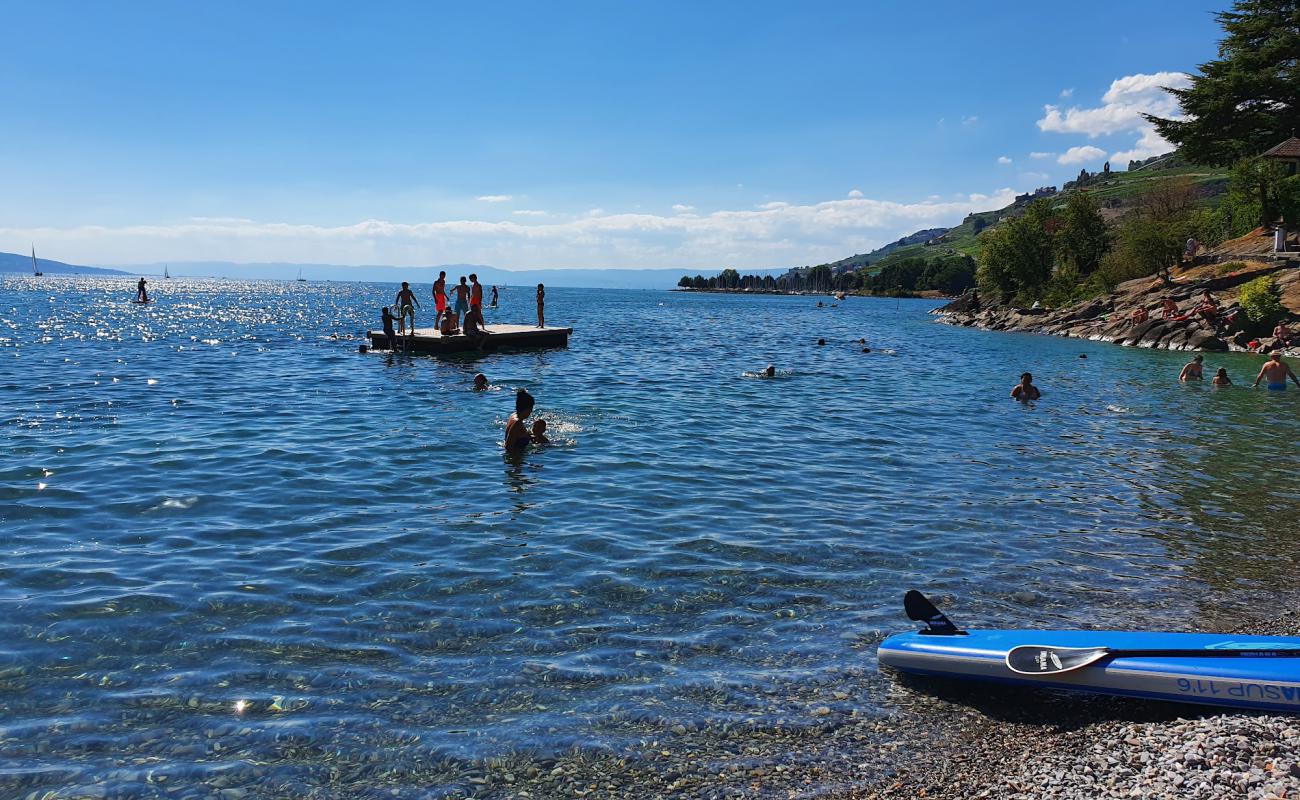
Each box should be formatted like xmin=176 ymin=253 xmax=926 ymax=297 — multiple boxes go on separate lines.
xmin=532 ymin=419 xmax=547 ymax=434
xmin=765 ymin=365 xmax=776 ymax=377
xmin=473 ymin=373 xmax=488 ymax=388
xmin=516 ymin=388 xmax=535 ymax=417
xmin=1021 ymin=372 xmax=1033 ymax=382
xmin=1271 ymin=352 xmax=1283 ymax=361
xmin=1194 ymin=355 xmax=1204 ymax=362
xmin=817 ymin=339 xmax=825 ymax=346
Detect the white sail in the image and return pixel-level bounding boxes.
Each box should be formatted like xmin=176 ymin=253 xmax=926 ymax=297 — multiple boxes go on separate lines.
xmin=31 ymin=245 xmax=41 ymax=276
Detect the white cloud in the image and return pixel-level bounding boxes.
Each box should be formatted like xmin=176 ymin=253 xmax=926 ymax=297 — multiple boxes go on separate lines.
xmin=512 ymin=209 xmax=547 ymax=217
xmin=757 ymin=201 xmax=790 ymax=210
xmin=1059 ymin=88 xmax=1074 ymax=99
xmin=1057 ymin=146 xmax=1107 ymax=165
xmin=847 ymin=189 xmax=864 ymax=198
xmin=1037 ymin=72 xmax=1189 ymax=137
xmin=1029 ymin=151 xmax=1056 ymax=160
xmin=671 ymin=204 xmax=695 ymax=213
xmin=4 ymin=188 xmax=1022 ymax=270
xmin=1036 ymin=71 xmax=1189 ymax=167
xmin=476 ymin=194 xmax=513 ymax=203
xmin=997 ymin=156 xmax=1013 ymax=165
xmin=961 ymin=115 xmax=979 ymax=127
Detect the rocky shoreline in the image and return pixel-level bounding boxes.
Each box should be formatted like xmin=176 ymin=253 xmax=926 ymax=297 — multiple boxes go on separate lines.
xmin=936 ymin=261 xmax=1300 ymax=355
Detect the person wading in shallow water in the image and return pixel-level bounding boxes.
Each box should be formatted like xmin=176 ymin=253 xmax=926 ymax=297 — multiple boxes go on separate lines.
xmin=504 ymin=389 xmax=536 ymax=450
xmin=1179 ymin=354 xmax=1204 ymax=382
xmin=1011 ymin=372 xmax=1041 ymax=402
xmin=1254 ymin=352 xmax=1300 ymax=391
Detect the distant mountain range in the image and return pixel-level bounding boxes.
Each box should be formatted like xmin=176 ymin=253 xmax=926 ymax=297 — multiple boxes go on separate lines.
xmin=0 ymin=251 xmax=129 ymax=276
xmin=1 ymin=256 xmax=762 ymax=290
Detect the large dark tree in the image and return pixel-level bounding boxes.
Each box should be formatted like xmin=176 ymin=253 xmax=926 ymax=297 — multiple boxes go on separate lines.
xmin=1147 ymin=0 xmax=1300 ymax=166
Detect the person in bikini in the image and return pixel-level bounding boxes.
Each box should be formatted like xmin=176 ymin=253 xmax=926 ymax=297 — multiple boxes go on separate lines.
xmin=433 ymin=271 xmax=448 ymax=329
xmin=394 ymin=282 xmax=420 ymax=335
xmin=504 ymin=389 xmax=536 ymax=451
xmin=1254 ymin=352 xmax=1300 ymax=391
xmin=1011 ymin=372 xmax=1041 ymax=401
xmin=1212 ymin=367 xmax=1232 ymax=386
xmin=1179 ymin=354 xmax=1204 ymax=381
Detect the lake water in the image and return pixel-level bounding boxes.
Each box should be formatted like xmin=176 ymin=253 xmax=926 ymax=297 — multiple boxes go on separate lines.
xmin=4 ymin=276 xmax=1300 ymax=795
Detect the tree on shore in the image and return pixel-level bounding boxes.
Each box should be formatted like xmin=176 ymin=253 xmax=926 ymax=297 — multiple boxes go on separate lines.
xmin=976 ymin=199 xmax=1056 ymax=301
xmin=1054 ymin=191 xmax=1110 ymax=276
xmin=1147 ymin=0 xmax=1300 ymax=166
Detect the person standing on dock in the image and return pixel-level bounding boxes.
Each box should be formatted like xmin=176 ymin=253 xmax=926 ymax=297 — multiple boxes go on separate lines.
xmin=536 ymin=283 xmax=545 ymax=328
xmin=394 ymin=282 xmax=420 ymax=335
xmin=470 ymin=274 xmax=484 ymax=315
xmin=450 ymin=277 xmax=471 ymax=329
xmin=433 ymin=271 xmax=448 ymax=329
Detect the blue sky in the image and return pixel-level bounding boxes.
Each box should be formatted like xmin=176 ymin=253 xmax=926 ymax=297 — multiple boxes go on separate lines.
xmin=1 ymin=1 xmax=1223 ymax=270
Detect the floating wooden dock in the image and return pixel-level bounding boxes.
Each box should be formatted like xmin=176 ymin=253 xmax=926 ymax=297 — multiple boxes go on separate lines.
xmin=367 ymin=324 xmax=572 ymax=354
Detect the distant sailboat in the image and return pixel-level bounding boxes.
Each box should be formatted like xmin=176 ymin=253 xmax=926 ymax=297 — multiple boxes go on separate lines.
xmin=31 ymin=245 xmax=42 ymax=277
xmin=296 ymin=266 xmax=306 ymax=282
xmin=164 ymin=264 xmax=171 ymax=279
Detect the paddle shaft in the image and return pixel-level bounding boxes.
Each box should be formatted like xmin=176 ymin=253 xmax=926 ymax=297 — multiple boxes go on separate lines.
xmin=1103 ymin=648 xmax=1300 ymax=659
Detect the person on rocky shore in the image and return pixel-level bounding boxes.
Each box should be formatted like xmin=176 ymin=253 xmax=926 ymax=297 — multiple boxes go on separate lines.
xmin=1179 ymin=354 xmax=1204 ymax=381
xmin=1011 ymin=373 xmax=1040 ymax=402
xmin=1130 ymin=306 xmax=1149 ymax=325
xmin=1274 ymin=321 xmax=1295 ymax=348
xmin=1161 ymin=297 xmax=1179 ymax=319
xmin=1253 ymin=353 xmax=1300 ymax=391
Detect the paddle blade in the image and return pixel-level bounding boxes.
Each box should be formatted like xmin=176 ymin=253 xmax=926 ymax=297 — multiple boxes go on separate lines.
xmin=903 ymin=590 xmax=964 ymax=636
xmin=1005 ymin=645 xmax=1111 ymax=675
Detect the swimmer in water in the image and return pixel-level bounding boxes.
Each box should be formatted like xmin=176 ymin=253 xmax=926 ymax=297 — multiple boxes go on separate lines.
xmin=531 ymin=419 xmax=550 ymax=445
xmin=1011 ymin=372 xmax=1041 ymax=402
xmin=504 ymin=389 xmax=535 ymax=450
xmin=1253 ymin=352 xmax=1300 ymax=391
xmin=764 ymin=364 xmax=776 ymax=377
xmin=473 ymin=373 xmax=489 ymax=391
xmin=1212 ymin=367 xmax=1232 ymax=386
xmin=1178 ymin=354 xmax=1204 ymax=382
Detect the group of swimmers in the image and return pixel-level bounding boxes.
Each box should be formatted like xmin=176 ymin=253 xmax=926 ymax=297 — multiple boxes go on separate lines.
xmin=1179 ymin=352 xmax=1300 ymax=390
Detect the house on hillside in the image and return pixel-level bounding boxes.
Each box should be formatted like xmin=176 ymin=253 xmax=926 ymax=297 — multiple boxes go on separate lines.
xmin=1262 ymin=136 xmax=1300 ymax=253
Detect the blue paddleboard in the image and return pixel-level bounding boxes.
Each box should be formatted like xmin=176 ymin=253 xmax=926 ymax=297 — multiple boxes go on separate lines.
xmin=879 ymin=628 xmax=1300 ymax=713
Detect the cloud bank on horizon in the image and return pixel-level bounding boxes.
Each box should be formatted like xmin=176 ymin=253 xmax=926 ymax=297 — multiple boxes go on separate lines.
xmin=2 ymin=189 xmax=1020 ymax=270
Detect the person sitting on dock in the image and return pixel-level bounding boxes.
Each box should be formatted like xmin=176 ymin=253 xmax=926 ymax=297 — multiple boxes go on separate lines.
xmin=381 ymin=306 xmax=396 ymax=345
xmin=1011 ymin=372 xmax=1040 ymax=402
xmin=433 ymin=271 xmax=448 ymax=329
xmin=505 ymin=389 xmax=536 ymax=451
xmin=1179 ymin=354 xmax=1204 ymax=381
xmin=473 ymin=373 xmax=489 ymax=391
xmin=451 ymin=277 xmax=470 ymax=329
xmin=1130 ymin=306 xmax=1149 ymax=325
xmin=531 ymin=419 xmax=550 ymax=445
xmin=1254 ymin=352 xmax=1300 ymax=391
xmin=536 ymin=283 xmax=546 ymax=328
xmin=440 ymin=308 xmax=459 ymax=336
xmin=395 ymin=282 xmax=420 ymax=335
xmin=463 ymin=304 xmax=489 ymax=351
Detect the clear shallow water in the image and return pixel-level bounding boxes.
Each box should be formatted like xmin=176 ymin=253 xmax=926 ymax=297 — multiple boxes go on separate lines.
xmin=4 ymin=275 xmax=1300 ymax=795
